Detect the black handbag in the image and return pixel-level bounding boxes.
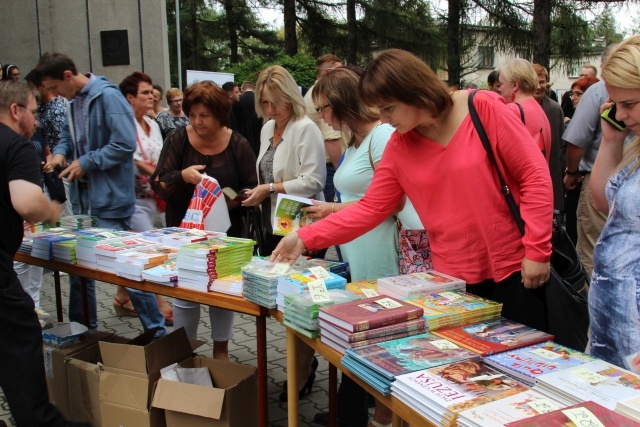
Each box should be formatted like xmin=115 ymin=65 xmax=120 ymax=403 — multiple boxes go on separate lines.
xmin=468 ymin=90 xmax=590 ymax=351
xmin=44 ymin=171 xmax=67 ymax=204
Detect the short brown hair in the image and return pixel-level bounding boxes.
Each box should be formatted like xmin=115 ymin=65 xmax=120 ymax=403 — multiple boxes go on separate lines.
xmin=359 ymin=49 xmax=452 ymax=117
xmin=165 ymin=87 xmax=182 ymax=103
xmin=532 ymin=64 xmax=548 ymax=79
xmin=0 ymin=81 xmax=38 ymax=113
xmin=119 ymin=72 xmax=153 ymax=98
xmin=182 ymin=81 xmax=231 ymax=127
xmin=317 ymin=54 xmax=342 ymax=68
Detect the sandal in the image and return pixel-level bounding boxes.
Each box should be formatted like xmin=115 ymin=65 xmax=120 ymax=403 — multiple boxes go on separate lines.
xmin=113 ymin=297 xmax=137 ymax=317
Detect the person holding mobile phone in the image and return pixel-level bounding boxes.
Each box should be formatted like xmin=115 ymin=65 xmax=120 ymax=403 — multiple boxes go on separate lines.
xmin=588 ymin=35 xmax=640 ymax=369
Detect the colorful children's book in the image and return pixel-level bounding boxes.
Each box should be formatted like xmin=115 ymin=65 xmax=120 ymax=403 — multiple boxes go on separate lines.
xmin=484 ymin=341 xmax=597 ymax=386
xmin=272 ymin=194 xmax=322 ymax=236
xmin=377 ymin=271 xmax=466 ymax=299
xmin=505 ymin=400 xmax=640 ymax=427
xmin=344 ymin=332 xmax=477 ymax=380
xmin=318 ymin=295 xmax=424 ymax=332
xmin=141 ymin=260 xmax=178 ymax=284
xmin=432 ymin=317 xmax=553 ymax=356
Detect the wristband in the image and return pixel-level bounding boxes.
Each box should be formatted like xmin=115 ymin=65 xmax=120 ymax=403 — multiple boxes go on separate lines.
xmin=565 ymin=168 xmax=579 ymax=176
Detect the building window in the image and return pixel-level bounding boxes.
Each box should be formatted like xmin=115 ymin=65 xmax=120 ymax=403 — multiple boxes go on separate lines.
xmin=515 ymin=48 xmax=529 ymax=60
xmin=478 ymin=46 xmax=494 ymax=68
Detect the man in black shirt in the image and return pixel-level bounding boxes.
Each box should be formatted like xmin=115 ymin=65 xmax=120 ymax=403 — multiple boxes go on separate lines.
xmin=0 ymin=81 xmax=86 ymax=426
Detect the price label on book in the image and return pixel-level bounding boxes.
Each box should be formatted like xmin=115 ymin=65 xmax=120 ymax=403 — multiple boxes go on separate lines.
xmin=528 ymin=398 xmax=560 ymax=414
xmin=529 ymin=347 xmax=562 ymax=360
xmin=571 ymin=367 xmax=608 ymax=384
xmin=361 ymin=288 xmax=378 ymax=298
xmin=562 ymin=407 xmax=605 ymax=427
xmin=308 ymin=279 xmax=331 ymax=303
xmin=309 ymin=266 xmax=332 ymax=280
xmin=270 ymin=263 xmax=290 ymax=275
xmin=439 ymin=291 xmax=462 ymax=301
xmin=374 ymin=298 xmax=403 ymax=309
xmin=430 ymin=339 xmax=459 ymax=350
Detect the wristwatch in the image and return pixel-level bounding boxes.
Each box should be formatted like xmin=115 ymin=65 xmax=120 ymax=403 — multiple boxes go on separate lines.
xmin=269 ymin=183 xmax=275 ymax=194
xmin=564 ymin=167 xmax=579 ymax=176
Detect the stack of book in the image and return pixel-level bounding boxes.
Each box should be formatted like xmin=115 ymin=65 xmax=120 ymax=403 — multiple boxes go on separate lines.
xmin=75 ymin=230 xmax=138 ymax=268
xmin=208 ymin=274 xmax=244 ymax=296
xmin=241 ymin=259 xmax=293 ymax=309
xmin=304 ymin=258 xmax=349 ymax=279
xmin=341 ymin=332 xmax=477 ymax=395
xmin=59 ymin=215 xmax=98 ymax=230
xmin=19 ymin=236 xmax=33 ymax=254
xmin=457 ymin=389 xmax=565 ymax=427
xmin=432 ymin=317 xmax=554 ymax=356
xmin=30 ymin=228 xmax=77 ymax=260
xmin=377 ymin=271 xmax=466 ymax=300
xmin=176 ymin=237 xmax=255 ymax=292
xmin=346 ymin=280 xmax=379 ymax=296
xmin=484 ymin=341 xmax=597 ymax=386
xmin=617 ymin=395 xmax=640 ymax=423
xmin=114 ymin=245 xmax=179 ymax=281
xmin=52 ymin=240 xmax=79 ymax=264
xmin=94 ymin=237 xmax=156 ymax=272
xmin=161 ymin=229 xmax=226 ymax=247
xmin=533 ymin=359 xmax=640 ymax=410
xmin=505 ymin=400 xmax=640 ymax=427
xmin=391 ymin=359 xmax=530 ymax=427
xmin=142 ymin=260 xmax=178 ymax=285
xmin=282 ymin=289 xmax=358 ymax=339
xmin=276 ymin=270 xmax=347 ymax=311
xmin=318 ymin=295 xmax=424 ymax=355
xmin=405 ymin=290 xmax=503 ymax=331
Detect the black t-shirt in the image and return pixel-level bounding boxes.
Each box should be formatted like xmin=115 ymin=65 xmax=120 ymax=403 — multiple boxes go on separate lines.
xmin=0 ymin=123 xmax=41 ymax=279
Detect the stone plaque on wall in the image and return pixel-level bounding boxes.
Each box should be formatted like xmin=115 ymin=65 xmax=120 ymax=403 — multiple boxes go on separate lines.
xmin=100 ymin=30 xmax=130 ymax=66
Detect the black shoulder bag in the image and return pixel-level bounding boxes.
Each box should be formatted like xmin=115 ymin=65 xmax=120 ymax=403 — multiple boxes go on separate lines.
xmin=468 ymin=90 xmax=590 ymax=351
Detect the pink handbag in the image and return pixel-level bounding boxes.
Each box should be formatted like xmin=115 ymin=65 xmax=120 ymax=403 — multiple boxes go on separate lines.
xmin=397 ymin=223 xmax=432 ymax=274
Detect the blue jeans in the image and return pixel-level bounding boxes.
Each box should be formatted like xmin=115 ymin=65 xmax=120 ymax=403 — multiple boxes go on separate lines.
xmin=68 ymin=212 xmax=167 ymax=338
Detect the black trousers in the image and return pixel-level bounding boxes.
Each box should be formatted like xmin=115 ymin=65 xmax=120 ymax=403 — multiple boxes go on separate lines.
xmin=0 ymin=272 xmax=70 ymax=427
xmin=564 ymin=181 xmax=582 ymax=246
xmin=467 ymin=270 xmax=548 ymax=332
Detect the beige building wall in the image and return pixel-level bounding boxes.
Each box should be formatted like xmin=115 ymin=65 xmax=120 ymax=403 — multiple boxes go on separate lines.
xmin=0 ymin=0 xmax=170 ymax=91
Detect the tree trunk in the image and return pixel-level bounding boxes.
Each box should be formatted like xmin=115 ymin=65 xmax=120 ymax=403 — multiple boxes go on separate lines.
xmin=223 ymin=0 xmax=239 ymax=64
xmin=346 ymin=0 xmax=357 ymax=64
xmin=447 ymin=0 xmax=462 ymax=87
xmin=284 ymin=0 xmax=297 ymax=56
xmin=532 ymin=0 xmax=551 ymax=69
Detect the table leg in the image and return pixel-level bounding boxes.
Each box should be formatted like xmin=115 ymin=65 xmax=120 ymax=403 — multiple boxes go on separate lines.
xmin=287 ymin=328 xmax=299 ymax=427
xmin=81 ymin=277 xmax=90 ymax=327
xmin=329 ymin=364 xmax=338 ymax=427
xmin=53 ymin=270 xmax=63 ymax=322
xmin=256 ymin=315 xmax=268 ymax=427
xmin=392 ymin=412 xmax=403 ymax=427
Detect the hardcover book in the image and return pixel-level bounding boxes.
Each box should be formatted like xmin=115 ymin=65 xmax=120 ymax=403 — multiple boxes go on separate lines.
xmin=432 ymin=317 xmax=553 ymax=356
xmin=505 ymin=400 xmax=640 ymax=427
xmin=319 ymin=318 xmax=426 ymax=343
xmin=377 ymin=271 xmax=466 ymax=298
xmin=318 ymin=295 xmax=424 ymax=332
xmin=272 ymin=194 xmax=321 ymax=236
xmin=321 ymin=328 xmax=427 ymax=354
xmin=484 ymin=341 xmax=597 ymax=386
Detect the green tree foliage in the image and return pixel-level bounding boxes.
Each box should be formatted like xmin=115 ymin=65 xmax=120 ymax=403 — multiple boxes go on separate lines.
xmin=226 ymin=52 xmax=316 ymax=88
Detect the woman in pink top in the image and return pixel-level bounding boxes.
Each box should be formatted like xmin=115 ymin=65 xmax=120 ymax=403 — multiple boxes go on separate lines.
xmin=272 ymin=49 xmax=554 ymax=331
xmin=498 ymin=58 xmax=552 ymax=162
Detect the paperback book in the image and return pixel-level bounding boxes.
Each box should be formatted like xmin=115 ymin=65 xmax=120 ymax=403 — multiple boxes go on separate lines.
xmin=377 ymin=271 xmax=466 ymax=299
xmin=141 ymin=260 xmax=178 ymax=285
xmin=505 ymin=400 xmax=640 ymax=427
xmin=272 ymin=194 xmax=320 ymax=236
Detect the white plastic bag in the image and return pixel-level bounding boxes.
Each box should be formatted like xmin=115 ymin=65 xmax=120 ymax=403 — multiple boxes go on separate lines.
xmin=180 ymin=175 xmax=231 ymax=232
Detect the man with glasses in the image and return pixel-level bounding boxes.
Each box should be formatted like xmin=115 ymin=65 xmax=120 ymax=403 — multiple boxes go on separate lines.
xmin=561 ymin=64 xmax=598 ymax=121
xmin=37 ymin=52 xmax=167 ymax=338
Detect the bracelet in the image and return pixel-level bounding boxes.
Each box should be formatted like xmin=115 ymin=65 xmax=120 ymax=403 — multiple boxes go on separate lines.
xmin=331 ymin=203 xmax=336 ymax=213
xmin=565 ymin=168 xmax=579 ymax=176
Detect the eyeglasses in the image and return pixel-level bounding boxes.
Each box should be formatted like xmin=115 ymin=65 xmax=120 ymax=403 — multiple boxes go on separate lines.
xmin=17 ymin=104 xmax=39 ymax=120
xmin=169 ymin=98 xmax=183 ymax=104
xmin=569 ymin=91 xmax=584 ymax=98
xmin=315 ymin=104 xmax=331 ymax=114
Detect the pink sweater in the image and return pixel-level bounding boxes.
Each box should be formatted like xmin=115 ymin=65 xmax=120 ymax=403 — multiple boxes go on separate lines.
xmin=298 ymin=91 xmax=553 ymax=284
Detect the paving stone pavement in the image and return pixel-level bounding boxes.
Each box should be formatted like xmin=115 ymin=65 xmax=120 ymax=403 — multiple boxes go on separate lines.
xmin=0 ymin=268 xmax=370 ymax=426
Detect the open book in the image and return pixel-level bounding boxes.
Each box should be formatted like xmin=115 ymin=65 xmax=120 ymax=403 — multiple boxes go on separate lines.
xmin=272 ymin=194 xmax=323 ymax=236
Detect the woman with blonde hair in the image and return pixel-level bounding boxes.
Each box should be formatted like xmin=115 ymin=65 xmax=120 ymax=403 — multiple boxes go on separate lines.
xmin=499 ymin=58 xmax=552 ymax=161
xmin=242 ymin=65 xmax=326 ymax=254
xmin=272 ymin=49 xmax=553 ymax=332
xmin=156 ymin=87 xmax=189 ymax=139
xmin=589 ymin=34 xmax=640 ymax=370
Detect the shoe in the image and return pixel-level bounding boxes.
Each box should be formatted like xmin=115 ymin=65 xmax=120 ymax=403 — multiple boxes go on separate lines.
xmin=282 ymin=356 xmax=319 ymax=390
xmin=156 ymin=296 xmax=173 ymax=326
xmin=113 ymin=297 xmax=137 ymax=317
xmin=313 ymin=412 xmax=331 ymax=426
xmin=279 ymin=370 xmax=315 ymax=402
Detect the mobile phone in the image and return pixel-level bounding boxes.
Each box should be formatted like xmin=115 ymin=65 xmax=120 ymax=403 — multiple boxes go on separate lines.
xmin=601 ymin=103 xmax=627 ymax=131
xmin=53 ymin=165 xmax=65 ymax=176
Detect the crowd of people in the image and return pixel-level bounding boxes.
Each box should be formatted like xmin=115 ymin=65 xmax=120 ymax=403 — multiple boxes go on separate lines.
xmin=2 ymin=36 xmax=640 ymax=426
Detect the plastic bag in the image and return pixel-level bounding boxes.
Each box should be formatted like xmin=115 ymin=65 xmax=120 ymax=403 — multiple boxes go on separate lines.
xmin=180 ymin=175 xmax=231 ymax=232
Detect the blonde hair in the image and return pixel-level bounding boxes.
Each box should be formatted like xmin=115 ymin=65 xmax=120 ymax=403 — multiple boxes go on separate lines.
xmin=254 ymin=65 xmax=306 ymax=122
xmin=165 ymin=87 xmax=182 ymax=103
xmin=500 ymin=58 xmax=538 ymax=95
xmin=602 ymin=34 xmax=640 ymax=173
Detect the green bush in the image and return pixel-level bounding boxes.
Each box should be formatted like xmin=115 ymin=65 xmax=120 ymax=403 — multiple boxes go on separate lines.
xmin=226 ymin=53 xmax=317 ymax=90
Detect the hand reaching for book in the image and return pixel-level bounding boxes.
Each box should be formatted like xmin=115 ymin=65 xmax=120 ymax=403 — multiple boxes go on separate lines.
xmin=302 ymin=200 xmax=333 ymax=220
xmin=270 ymin=232 xmax=307 ymax=264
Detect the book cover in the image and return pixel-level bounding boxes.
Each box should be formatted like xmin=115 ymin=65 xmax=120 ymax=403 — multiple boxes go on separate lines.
xmin=345 ymin=332 xmax=477 ymax=380
xmin=272 ymin=194 xmax=320 ymax=236
xmin=432 ymin=318 xmax=554 ymax=356
xmin=322 ymin=328 xmax=428 ymax=352
xmin=484 ymin=341 xmax=597 ymax=385
xmin=319 ymin=318 xmax=426 ymax=343
xmin=394 ymin=359 xmax=529 ymax=417
xmin=377 ymin=271 xmax=466 ymax=298
xmin=505 ymin=400 xmax=640 ymax=427
xmin=535 ymin=359 xmax=640 ymax=410
xmin=142 ymin=260 xmax=178 ymax=283
xmin=459 ymin=389 xmax=565 ymax=427
xmin=318 ymin=295 xmax=424 ymax=332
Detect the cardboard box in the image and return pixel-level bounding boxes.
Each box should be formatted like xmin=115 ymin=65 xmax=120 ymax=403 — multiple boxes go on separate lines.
xmin=152 ymin=356 xmax=258 ymax=427
xmin=44 ymin=330 xmax=114 ymax=418
xmin=66 ymin=336 xmax=130 ymax=427
xmin=100 ymin=401 xmax=165 ymax=427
